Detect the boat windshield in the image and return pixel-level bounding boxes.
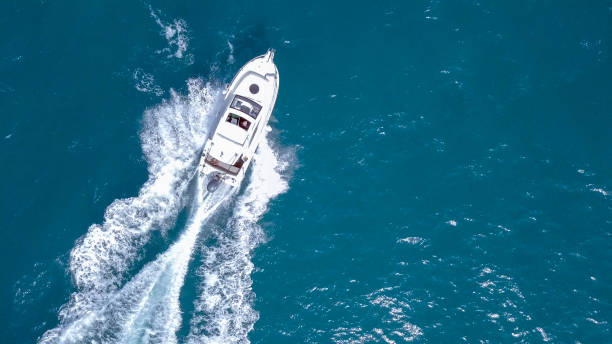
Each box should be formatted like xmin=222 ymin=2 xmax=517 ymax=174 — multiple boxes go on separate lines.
xmin=230 ymin=95 xmax=262 ymax=119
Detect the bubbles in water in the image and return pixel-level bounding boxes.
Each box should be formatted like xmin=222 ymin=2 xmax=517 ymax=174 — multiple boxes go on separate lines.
xmin=43 ymin=178 xmax=233 ymax=344
xmin=133 ymin=69 xmax=164 ymax=96
xmin=40 ymin=79 xmax=222 ymax=343
xmin=227 ymin=41 xmax=235 ymax=65
xmin=187 ymin=139 xmax=291 ymax=344
xmin=148 ymin=5 xmax=191 ymax=61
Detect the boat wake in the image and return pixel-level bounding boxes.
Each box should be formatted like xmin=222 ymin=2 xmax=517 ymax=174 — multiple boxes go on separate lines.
xmin=39 ymin=78 xmax=290 ymax=343
xmin=42 ymin=178 xmax=233 ymax=344
xmin=187 ymin=139 xmax=289 ymax=344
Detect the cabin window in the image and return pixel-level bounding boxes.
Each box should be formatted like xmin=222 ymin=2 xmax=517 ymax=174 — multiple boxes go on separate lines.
xmin=230 ymin=95 xmax=262 ymax=119
xmin=226 ymin=113 xmax=251 ymax=130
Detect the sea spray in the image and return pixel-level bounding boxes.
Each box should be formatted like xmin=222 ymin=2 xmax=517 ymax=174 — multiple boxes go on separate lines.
xmin=41 ymin=137 xmax=291 ymax=344
xmin=116 ymin=178 xmax=233 ymax=344
xmin=187 ymin=139 xmax=291 ymax=344
xmin=47 ymin=177 xmax=232 ymax=344
xmin=148 ymin=4 xmax=191 ymax=61
xmin=40 ymin=79 xmax=221 ymax=343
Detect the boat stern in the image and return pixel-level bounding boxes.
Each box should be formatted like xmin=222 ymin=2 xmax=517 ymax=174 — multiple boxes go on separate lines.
xmin=199 ymin=140 xmax=242 ymax=191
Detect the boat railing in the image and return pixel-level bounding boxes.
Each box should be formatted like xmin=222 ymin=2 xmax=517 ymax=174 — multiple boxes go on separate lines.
xmin=266 ymin=49 xmax=275 ymax=62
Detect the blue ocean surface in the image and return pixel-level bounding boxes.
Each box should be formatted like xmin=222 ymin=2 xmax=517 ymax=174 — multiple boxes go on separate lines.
xmin=1 ymin=1 xmax=610 ymax=343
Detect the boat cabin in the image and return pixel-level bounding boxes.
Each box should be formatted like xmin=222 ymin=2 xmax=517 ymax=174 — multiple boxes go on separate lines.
xmin=203 ymin=94 xmax=264 ymax=175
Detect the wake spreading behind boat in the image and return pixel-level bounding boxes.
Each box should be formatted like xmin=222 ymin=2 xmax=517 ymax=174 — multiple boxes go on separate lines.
xmin=200 ymin=49 xmax=279 ymax=192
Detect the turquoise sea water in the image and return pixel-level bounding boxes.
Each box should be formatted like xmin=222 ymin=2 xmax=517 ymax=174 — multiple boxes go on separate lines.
xmin=1 ymin=1 xmax=611 ymax=343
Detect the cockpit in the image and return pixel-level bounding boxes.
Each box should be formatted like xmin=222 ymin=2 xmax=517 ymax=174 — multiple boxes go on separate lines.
xmin=230 ymin=95 xmax=262 ymax=119
xmin=226 ymin=113 xmax=251 ymax=130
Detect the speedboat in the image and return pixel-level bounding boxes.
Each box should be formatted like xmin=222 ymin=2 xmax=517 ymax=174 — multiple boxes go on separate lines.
xmin=199 ymin=49 xmax=279 ymax=192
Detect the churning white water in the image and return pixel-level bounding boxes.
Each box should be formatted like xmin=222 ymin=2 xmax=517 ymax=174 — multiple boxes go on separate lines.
xmin=39 ymin=78 xmax=291 ymax=344
xmin=187 ymin=139 xmax=290 ymax=344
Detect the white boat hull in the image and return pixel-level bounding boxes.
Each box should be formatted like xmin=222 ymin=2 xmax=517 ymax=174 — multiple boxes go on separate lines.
xmin=199 ymin=49 xmax=279 ymax=190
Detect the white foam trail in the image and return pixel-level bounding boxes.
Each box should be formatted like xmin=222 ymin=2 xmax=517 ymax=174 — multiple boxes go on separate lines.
xmin=40 ymin=79 xmax=221 ymax=343
xmin=41 ymin=138 xmax=291 ymax=344
xmin=133 ymin=68 xmax=164 ymax=96
xmin=187 ymin=139 xmax=291 ymax=344
xmin=148 ymin=5 xmax=190 ymax=60
xmin=115 ymin=180 xmax=232 ymax=344
xmin=41 ymin=177 xmax=232 ymax=344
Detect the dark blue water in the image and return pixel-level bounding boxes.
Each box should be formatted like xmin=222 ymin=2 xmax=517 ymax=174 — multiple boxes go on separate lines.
xmin=1 ymin=1 xmax=610 ymax=343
